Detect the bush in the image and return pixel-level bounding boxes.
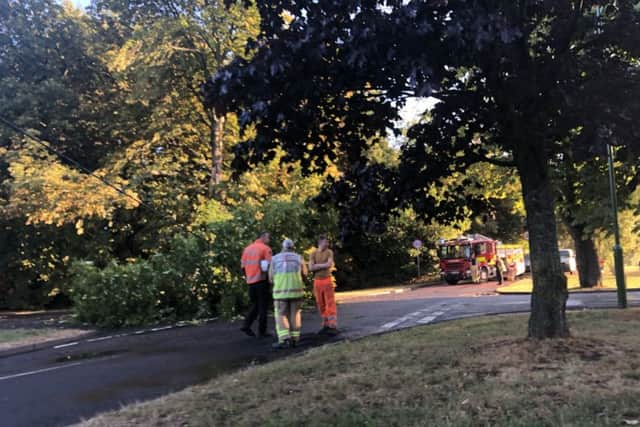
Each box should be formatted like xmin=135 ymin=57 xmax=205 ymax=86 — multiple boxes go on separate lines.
xmin=70 ymin=234 xmax=218 ymax=327
xmin=70 ymin=260 xmax=162 ymax=327
xmin=69 ymin=200 xmax=453 ymax=327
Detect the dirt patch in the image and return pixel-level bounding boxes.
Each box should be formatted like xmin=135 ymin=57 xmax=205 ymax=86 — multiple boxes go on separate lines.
xmin=0 ymin=310 xmax=94 ymax=352
xmin=474 ymin=336 xmax=627 ymax=364
xmin=0 ymin=310 xmax=76 ymax=330
xmin=0 ymin=328 xmax=93 ymax=352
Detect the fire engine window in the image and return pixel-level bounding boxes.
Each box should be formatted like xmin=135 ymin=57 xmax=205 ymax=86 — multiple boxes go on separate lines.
xmin=473 ymin=243 xmax=486 ymax=254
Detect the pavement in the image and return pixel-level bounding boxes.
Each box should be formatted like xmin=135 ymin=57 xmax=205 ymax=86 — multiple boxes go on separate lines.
xmin=1 ymin=281 xmax=638 ymax=427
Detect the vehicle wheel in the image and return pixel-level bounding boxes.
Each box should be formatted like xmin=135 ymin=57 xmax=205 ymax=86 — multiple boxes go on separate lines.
xmin=446 ymin=279 xmax=459 ymax=285
xmin=480 ymin=268 xmax=489 ymax=283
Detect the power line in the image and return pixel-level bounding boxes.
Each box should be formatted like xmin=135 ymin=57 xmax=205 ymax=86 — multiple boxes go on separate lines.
xmin=0 ymin=115 xmax=212 ymax=245
xmin=0 ymin=115 xmax=149 ymax=209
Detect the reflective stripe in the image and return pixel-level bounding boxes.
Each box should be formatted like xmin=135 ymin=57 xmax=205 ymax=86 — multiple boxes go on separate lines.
xmin=272 ymin=253 xmax=303 ymax=274
xmin=273 ymin=289 xmax=304 ymax=295
xmin=242 ymin=241 xmax=272 ymax=284
xmin=272 ymin=252 xmax=305 ymax=299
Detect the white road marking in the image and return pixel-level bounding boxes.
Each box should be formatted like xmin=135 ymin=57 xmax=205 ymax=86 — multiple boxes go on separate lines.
xmin=416 ymin=316 xmax=436 ymax=324
xmin=150 ymin=326 xmax=173 ymax=332
xmin=378 ymin=305 xmax=449 ymax=331
xmin=53 ymin=342 xmax=78 ymax=349
xmin=0 ymin=362 xmax=85 ymax=382
xmin=87 ymin=336 xmax=113 ymax=343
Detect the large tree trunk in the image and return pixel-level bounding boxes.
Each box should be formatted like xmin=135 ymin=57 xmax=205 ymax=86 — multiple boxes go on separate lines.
xmin=208 ymin=113 xmax=226 ymax=198
xmin=516 ymin=145 xmax=570 ymax=339
xmin=567 ymin=223 xmax=602 ymax=288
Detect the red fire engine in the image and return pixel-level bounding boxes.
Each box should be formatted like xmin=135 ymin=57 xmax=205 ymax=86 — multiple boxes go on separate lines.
xmin=437 ymin=234 xmax=498 ymax=284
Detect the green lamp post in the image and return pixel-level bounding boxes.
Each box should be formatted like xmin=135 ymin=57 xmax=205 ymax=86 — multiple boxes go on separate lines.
xmin=606 ymin=144 xmax=627 ymax=309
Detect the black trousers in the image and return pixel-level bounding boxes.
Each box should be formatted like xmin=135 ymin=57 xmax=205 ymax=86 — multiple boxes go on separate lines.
xmin=497 ymin=269 xmax=503 ymax=285
xmin=243 ymin=280 xmax=270 ymax=334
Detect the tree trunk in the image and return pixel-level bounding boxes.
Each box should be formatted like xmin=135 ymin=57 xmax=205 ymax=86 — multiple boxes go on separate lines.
xmin=516 ymin=145 xmax=570 ymax=339
xmin=568 ymin=223 xmax=602 ymax=288
xmin=208 ymin=113 xmax=225 ymax=198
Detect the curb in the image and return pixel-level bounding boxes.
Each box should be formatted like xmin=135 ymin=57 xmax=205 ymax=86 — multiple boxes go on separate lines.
xmin=336 ymin=279 xmax=444 ymax=301
xmin=337 ymin=287 xmax=412 ymax=301
xmin=496 ymin=288 xmax=625 ymax=295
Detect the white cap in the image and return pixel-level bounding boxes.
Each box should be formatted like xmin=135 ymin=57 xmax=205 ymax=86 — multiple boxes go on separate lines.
xmin=282 ymin=239 xmax=294 ymax=249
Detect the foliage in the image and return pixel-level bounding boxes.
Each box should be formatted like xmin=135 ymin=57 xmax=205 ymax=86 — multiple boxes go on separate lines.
xmin=207 ymin=0 xmax=640 ymax=338
xmin=338 ymin=209 xmax=465 ymax=288
xmin=71 ymin=232 xmax=226 ymax=327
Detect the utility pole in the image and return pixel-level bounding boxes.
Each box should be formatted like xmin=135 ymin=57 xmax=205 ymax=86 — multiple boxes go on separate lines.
xmin=607 ymin=144 xmax=627 ymax=308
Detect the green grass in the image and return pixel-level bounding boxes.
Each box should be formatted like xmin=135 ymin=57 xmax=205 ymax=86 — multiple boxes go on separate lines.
xmin=497 ymin=268 xmax=640 ymax=294
xmin=79 ymin=309 xmax=640 ymax=427
xmin=0 ymin=329 xmax=51 ymax=344
xmin=0 ymin=328 xmax=90 ymax=351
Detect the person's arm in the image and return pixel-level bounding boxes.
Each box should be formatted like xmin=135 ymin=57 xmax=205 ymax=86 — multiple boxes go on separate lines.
xmin=308 ymin=252 xmax=319 ymax=272
xmin=240 ymin=251 xmax=246 ymax=279
xmin=309 ymin=251 xmax=330 ymax=272
xmin=268 ymin=261 xmax=274 ymax=284
xmin=326 ymin=250 xmax=334 ymax=269
xmin=301 ymin=255 xmax=309 ymax=277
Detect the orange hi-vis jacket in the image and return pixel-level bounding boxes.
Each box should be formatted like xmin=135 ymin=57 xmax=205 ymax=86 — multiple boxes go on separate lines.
xmin=241 ymin=240 xmax=273 ymax=285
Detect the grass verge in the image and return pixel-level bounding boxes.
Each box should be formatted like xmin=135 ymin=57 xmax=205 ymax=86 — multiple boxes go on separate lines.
xmin=497 ymin=268 xmax=640 ymax=294
xmin=78 ymin=309 xmax=640 ymax=427
xmin=0 ymin=328 xmax=90 ymax=352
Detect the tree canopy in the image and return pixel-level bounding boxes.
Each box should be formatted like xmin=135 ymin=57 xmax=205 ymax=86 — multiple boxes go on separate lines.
xmin=206 ymin=0 xmax=640 ymax=338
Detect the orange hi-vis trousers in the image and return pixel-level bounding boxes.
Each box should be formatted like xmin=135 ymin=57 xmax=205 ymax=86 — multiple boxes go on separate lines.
xmin=313 ymin=277 xmax=337 ymax=328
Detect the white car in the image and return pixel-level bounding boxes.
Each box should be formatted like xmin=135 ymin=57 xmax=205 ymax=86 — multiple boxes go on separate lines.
xmin=559 ymin=249 xmax=577 ymax=273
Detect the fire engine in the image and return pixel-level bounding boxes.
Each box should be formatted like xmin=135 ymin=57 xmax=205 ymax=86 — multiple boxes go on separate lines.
xmin=437 ymin=234 xmax=498 ymax=284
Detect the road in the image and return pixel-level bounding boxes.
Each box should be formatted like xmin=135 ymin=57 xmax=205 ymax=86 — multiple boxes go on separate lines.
xmin=1 ymin=282 xmax=638 ymax=427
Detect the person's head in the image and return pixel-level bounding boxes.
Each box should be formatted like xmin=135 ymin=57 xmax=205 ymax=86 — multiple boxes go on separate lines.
xmin=317 ymin=235 xmax=329 ymax=251
xmin=258 ymin=231 xmax=270 ymax=245
xmin=282 ymin=238 xmax=295 ymax=252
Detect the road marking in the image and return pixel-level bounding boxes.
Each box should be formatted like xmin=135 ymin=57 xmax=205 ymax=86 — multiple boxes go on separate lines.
xmin=378 ymin=305 xmax=448 ymax=331
xmin=53 ymin=342 xmax=78 ymax=349
xmin=0 ymin=362 xmax=85 ymax=382
xmin=151 ymin=326 xmax=173 ymax=332
xmin=416 ymin=316 xmax=437 ymax=324
xmin=87 ymin=336 xmax=113 ymax=342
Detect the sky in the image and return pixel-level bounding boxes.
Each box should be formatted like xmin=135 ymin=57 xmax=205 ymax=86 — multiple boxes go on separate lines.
xmin=74 ymin=0 xmax=90 ymax=9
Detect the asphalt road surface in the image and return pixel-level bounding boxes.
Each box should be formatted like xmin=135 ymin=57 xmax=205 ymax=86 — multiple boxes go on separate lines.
xmin=1 ymin=282 xmax=638 ymax=427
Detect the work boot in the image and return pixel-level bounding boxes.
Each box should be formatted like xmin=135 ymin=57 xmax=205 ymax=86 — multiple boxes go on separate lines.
xmin=240 ymin=327 xmax=256 ymax=337
xmin=317 ymin=326 xmax=330 ymax=335
xmin=272 ymin=339 xmax=291 ymax=350
xmin=326 ymin=327 xmax=340 ymax=337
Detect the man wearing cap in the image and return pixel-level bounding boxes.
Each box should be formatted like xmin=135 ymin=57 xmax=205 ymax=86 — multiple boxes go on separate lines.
xmin=269 ymin=238 xmax=307 ymax=349
xmin=240 ymin=231 xmax=272 ymax=338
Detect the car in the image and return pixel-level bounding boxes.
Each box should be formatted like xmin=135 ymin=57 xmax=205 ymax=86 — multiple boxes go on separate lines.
xmin=559 ymin=249 xmax=577 ymax=273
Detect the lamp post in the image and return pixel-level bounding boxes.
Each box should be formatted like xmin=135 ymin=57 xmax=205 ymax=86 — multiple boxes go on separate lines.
xmin=606 ymin=143 xmax=627 ymax=308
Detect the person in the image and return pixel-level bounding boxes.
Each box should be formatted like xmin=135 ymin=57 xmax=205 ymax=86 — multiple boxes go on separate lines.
xmin=309 ymin=235 xmax=339 ymax=335
xmin=269 ymin=239 xmax=307 ymax=349
xmin=470 ymin=249 xmax=479 ymax=284
xmin=240 ymin=231 xmax=272 ymax=338
xmin=496 ymin=257 xmax=507 ymax=285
